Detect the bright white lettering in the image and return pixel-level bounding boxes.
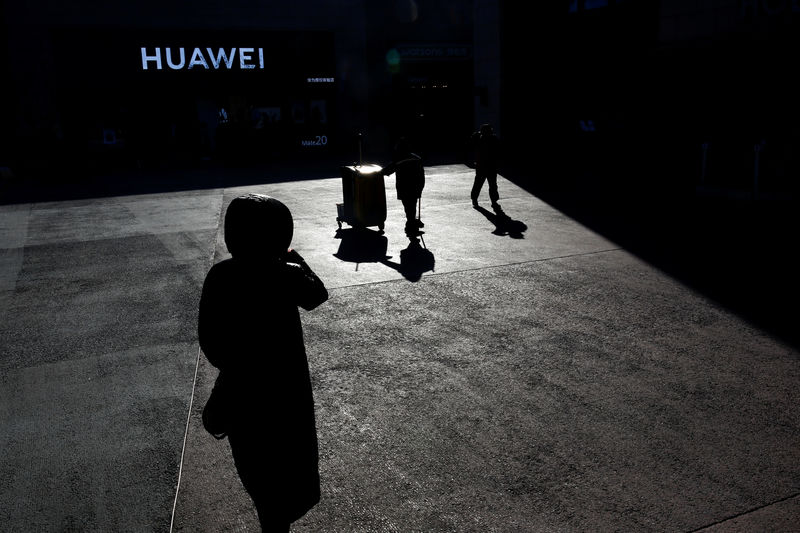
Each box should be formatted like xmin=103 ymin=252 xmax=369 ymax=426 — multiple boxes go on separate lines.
xmin=239 ymin=47 xmax=255 ymax=69
xmin=141 ymin=47 xmax=162 ymax=70
xmin=142 ymin=46 xmax=266 ymax=70
xmin=207 ymin=48 xmax=236 ymax=69
xmin=166 ymin=48 xmax=185 ymax=69
xmin=188 ymin=48 xmax=209 ymax=69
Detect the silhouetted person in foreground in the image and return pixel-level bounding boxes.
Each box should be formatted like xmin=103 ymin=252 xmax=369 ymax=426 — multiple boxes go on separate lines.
xmin=198 ymin=194 xmax=328 ymax=532
xmin=470 ymin=123 xmax=500 ymax=209
xmin=381 ymin=138 xmax=425 ymax=237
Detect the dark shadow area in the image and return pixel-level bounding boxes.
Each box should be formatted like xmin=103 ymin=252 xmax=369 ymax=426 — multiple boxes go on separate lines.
xmin=474 ymin=204 xmax=527 ymax=238
xmin=0 ymin=151 xmax=467 ymax=207
xmin=332 ymin=227 xmax=390 ymax=266
xmin=500 ymin=162 xmax=800 ymax=350
xmin=379 ymin=236 xmax=435 ymax=282
xmin=0 ymin=156 xmax=350 ymax=206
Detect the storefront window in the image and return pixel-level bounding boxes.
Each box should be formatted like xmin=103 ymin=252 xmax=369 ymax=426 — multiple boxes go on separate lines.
xmin=310 ymin=100 xmax=327 ymax=125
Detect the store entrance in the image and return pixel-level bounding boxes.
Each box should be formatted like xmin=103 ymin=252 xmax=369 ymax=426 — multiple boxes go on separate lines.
xmin=50 ymin=28 xmax=336 ymax=171
xmin=389 ymin=63 xmax=473 ymax=160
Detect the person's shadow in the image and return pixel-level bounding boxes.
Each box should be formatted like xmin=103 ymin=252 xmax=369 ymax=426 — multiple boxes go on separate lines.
xmin=474 ymin=204 xmax=527 ymax=238
xmin=380 ymin=236 xmax=435 ymax=282
xmin=333 ymin=227 xmax=390 ymax=268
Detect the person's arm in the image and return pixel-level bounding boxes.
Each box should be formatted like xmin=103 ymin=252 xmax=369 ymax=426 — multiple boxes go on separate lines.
xmin=198 ymin=265 xmax=227 ymax=369
xmin=383 ymin=155 xmax=420 ymax=175
xmin=284 ymin=249 xmax=329 ymax=310
xmin=381 ymin=161 xmax=396 ymax=176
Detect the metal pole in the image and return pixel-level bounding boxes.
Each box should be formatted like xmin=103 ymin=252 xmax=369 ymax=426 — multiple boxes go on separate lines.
xmin=701 ymin=142 xmax=709 ymax=185
xmin=754 ymin=140 xmax=764 ymax=199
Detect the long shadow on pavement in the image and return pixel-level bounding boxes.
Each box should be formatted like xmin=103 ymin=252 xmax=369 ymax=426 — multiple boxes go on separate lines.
xmin=473 ymin=204 xmax=528 ymax=238
xmin=379 ymin=236 xmax=435 ymax=282
xmin=332 ymin=228 xmax=436 ymax=282
xmin=332 ymin=227 xmax=390 ymax=267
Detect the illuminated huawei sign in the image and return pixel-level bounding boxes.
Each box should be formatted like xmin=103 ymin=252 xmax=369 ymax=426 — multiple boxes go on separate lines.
xmin=140 ymin=47 xmax=266 ymax=70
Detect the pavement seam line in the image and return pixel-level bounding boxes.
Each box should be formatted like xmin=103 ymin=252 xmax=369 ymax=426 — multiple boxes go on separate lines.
xmin=169 ymin=189 xmax=225 ymax=533
xmin=328 ymin=247 xmax=623 ymax=291
xmin=169 ymin=347 xmax=202 ymax=533
xmin=686 ymin=492 xmax=800 ymax=532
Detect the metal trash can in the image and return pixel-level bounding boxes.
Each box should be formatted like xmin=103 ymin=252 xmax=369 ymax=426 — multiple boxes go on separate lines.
xmin=337 ymin=164 xmax=386 ymax=231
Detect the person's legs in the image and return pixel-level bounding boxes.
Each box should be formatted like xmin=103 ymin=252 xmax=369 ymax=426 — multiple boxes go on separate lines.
xmin=402 ymin=197 xmax=418 ymax=235
xmin=471 ymin=170 xmax=486 ymax=205
xmin=253 ymin=498 xmax=291 ymax=532
xmin=414 ymin=195 xmax=424 ymax=227
xmin=402 ymin=197 xmax=416 ymax=222
xmin=487 ymin=171 xmax=499 ymax=206
xmin=230 ymin=432 xmax=293 ymax=532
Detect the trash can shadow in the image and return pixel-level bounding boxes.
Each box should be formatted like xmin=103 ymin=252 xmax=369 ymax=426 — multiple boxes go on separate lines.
xmin=333 ymin=227 xmax=390 ymax=267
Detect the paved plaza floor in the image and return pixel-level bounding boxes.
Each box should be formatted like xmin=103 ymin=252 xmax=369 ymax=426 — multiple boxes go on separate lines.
xmin=1 ymin=164 xmax=798 ymax=531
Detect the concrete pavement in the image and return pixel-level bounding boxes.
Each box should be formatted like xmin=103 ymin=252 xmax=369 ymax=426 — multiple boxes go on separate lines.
xmin=0 ymin=189 xmax=222 ymax=530
xmin=1 ymin=164 xmax=798 ymax=531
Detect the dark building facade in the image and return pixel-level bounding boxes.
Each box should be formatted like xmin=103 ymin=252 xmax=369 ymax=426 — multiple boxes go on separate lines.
xmin=54 ymin=28 xmax=337 ymax=164
xmin=365 ymin=1 xmax=476 ymax=158
xmin=1 ymin=0 xmax=497 ymax=176
xmin=3 ymin=1 xmax=369 ymax=173
xmin=656 ymin=0 xmax=800 ymax=196
xmin=500 ymin=0 xmax=798 ymax=198
xmin=5 ymin=0 xmax=795 ymax=193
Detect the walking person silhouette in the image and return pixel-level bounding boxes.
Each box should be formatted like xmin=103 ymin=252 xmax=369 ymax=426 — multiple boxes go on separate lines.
xmin=198 ymin=194 xmax=328 ymax=532
xmin=381 ymin=138 xmax=426 ymax=237
xmin=470 ymin=123 xmax=501 ymax=209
